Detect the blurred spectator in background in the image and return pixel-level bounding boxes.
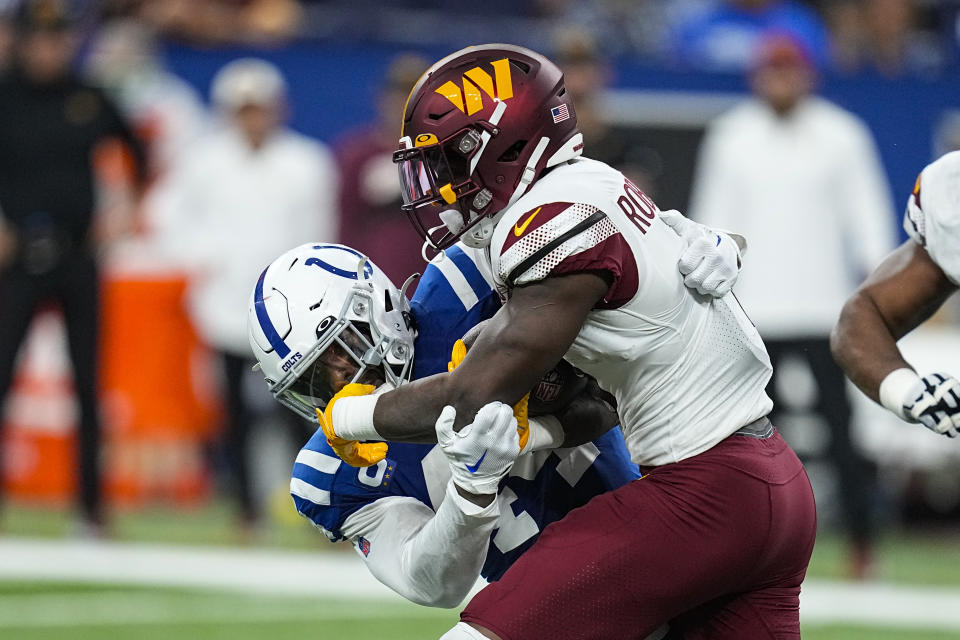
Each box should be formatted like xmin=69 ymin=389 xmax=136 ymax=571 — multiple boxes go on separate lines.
xmin=335 ymin=53 xmax=427 ymax=285
xmin=825 ymin=0 xmax=946 ymax=78
xmin=0 ymin=0 xmax=146 ymax=534
xmin=101 ymin=0 xmax=303 ymax=46
xmin=85 ymin=18 xmax=207 ymax=237
xmin=163 ymin=58 xmax=336 ymax=526
xmin=85 ymin=19 xmax=206 ymax=184
xmin=540 ymin=0 xmax=676 ymax=60
xmin=673 ymin=0 xmax=830 ymax=71
xmin=691 ymin=32 xmax=895 ymax=579
xmin=553 ymin=28 xmax=658 ymax=194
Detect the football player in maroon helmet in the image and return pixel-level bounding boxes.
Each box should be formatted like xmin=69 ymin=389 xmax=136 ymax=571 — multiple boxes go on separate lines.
xmin=325 ymin=44 xmax=815 ymax=640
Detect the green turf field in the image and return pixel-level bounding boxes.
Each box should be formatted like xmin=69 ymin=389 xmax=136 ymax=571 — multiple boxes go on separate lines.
xmin=5 ymin=501 xmax=960 ymax=638
xmin=0 ymin=581 xmax=955 ymax=640
xmin=8 ymin=499 xmax=960 ymax=585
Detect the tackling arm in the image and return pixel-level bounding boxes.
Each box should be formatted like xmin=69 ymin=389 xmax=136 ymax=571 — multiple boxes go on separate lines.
xmin=831 ymin=240 xmax=956 ymax=403
xmin=373 ymin=272 xmax=609 ymax=438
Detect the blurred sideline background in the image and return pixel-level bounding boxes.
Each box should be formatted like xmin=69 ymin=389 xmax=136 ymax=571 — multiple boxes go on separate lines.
xmin=3 ymin=0 xmax=960 ymax=638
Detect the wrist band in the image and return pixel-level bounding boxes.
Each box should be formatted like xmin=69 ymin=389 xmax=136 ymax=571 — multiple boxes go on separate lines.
xmin=525 ymin=415 xmax=564 ymax=452
xmin=332 ymin=394 xmax=382 ymax=441
xmin=879 ymin=368 xmax=920 ymax=420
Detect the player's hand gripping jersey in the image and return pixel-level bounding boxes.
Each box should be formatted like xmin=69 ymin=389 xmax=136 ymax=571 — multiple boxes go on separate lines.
xmin=489 ymin=157 xmax=774 ymax=466
xmin=290 ymin=243 xmax=639 ymax=598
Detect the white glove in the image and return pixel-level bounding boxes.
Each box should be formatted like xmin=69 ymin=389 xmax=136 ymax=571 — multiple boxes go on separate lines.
xmin=902 ymin=373 xmax=960 ymax=437
xmin=660 ymin=209 xmax=742 ymax=297
xmin=436 ymin=402 xmax=520 ymax=495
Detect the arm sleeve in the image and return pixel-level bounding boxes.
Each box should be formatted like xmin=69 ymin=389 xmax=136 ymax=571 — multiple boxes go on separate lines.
xmin=496 ymin=202 xmax=640 ymax=309
xmin=339 ymin=480 xmax=499 ymax=608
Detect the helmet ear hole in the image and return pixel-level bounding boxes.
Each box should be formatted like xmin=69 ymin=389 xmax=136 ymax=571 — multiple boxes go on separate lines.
xmin=383 ymin=289 xmax=394 ymax=313
xmin=316 ymin=315 xmax=335 ymax=339
xmin=497 ymin=139 xmax=528 ymax=163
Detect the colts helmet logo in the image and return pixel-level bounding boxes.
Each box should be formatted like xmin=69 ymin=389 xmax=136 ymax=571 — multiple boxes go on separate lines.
xmin=434 ymin=58 xmax=514 ymax=116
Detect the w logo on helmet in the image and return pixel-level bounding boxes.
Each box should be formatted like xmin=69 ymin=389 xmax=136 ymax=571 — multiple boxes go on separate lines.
xmin=435 ymin=58 xmax=514 ymax=116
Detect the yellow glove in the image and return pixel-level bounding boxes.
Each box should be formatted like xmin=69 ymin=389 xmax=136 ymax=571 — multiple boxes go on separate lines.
xmin=317 ymin=383 xmax=388 ymax=467
xmin=448 ymin=339 xmax=530 ymax=450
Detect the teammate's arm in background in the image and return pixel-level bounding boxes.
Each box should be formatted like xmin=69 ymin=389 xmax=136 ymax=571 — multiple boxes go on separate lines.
xmin=831 ymin=241 xmax=958 ymax=430
xmin=337 ymin=403 xmax=519 ymax=608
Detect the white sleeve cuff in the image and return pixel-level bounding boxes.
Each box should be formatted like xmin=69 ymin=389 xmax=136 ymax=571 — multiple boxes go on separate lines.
xmin=524 ymin=415 xmax=564 ymax=452
xmin=448 ymin=480 xmax=501 ymax=517
xmin=332 ymin=394 xmax=382 ymax=441
xmin=879 ymin=368 xmax=920 ymax=420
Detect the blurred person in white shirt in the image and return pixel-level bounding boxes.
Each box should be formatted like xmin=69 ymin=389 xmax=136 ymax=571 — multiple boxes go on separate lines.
xmin=690 ymin=32 xmax=896 ymax=579
xmin=165 ymin=58 xmax=337 ymax=526
xmin=85 ymin=19 xmax=207 ymax=182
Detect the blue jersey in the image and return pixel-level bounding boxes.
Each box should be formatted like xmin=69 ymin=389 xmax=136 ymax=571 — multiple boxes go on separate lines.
xmin=291 ymin=244 xmax=640 ymax=581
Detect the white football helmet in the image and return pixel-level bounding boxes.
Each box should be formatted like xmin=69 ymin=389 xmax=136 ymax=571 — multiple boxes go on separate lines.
xmin=248 ymin=243 xmax=416 ymax=421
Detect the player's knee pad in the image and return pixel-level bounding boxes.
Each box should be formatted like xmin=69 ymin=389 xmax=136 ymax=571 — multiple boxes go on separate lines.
xmin=439 ymin=621 xmax=494 ymax=640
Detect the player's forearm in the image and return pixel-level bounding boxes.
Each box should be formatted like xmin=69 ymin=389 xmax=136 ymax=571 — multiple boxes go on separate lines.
xmin=371 ymin=372 xmax=491 ymax=442
xmin=831 ymin=291 xmax=910 ymax=403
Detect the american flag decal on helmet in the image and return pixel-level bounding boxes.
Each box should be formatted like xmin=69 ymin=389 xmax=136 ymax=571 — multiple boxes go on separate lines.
xmin=551 ymin=104 xmax=570 ymax=123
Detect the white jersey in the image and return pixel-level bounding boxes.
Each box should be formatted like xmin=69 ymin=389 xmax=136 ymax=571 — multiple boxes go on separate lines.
xmin=486 ymin=157 xmax=773 ymax=466
xmin=904 ymin=150 xmax=960 ymax=283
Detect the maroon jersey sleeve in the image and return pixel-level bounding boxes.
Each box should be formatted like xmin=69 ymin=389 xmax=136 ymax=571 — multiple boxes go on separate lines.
xmin=496 ymin=201 xmax=639 ymax=309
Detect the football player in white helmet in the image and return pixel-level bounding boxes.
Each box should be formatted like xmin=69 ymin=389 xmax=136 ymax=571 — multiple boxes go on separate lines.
xmin=249 ymin=242 xmax=415 ymax=427
xmin=833 ymin=151 xmax=960 ymax=437
xmin=250 ymin=241 xmax=637 ymax=608
xmin=249 ymin=223 xmax=742 ymax=610
xmin=318 ymin=44 xmax=816 ymax=639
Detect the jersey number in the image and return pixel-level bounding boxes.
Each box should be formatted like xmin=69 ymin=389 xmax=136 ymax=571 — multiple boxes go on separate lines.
xmin=357 ymin=459 xmax=388 ymax=487
xmin=617 ymin=179 xmax=657 ymax=234
xmin=492 ymin=444 xmax=601 ymax=553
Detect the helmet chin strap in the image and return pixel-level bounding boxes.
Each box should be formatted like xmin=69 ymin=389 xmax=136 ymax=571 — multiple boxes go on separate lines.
xmin=506 ymin=136 xmax=551 ymax=209
xmin=421 ymin=222 xmax=449 ymax=263
xmin=456 ymin=135 xmax=552 ymax=250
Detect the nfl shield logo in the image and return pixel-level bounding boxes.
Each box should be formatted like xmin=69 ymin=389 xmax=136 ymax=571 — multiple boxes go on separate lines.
xmin=358 ymin=536 xmax=371 ymax=557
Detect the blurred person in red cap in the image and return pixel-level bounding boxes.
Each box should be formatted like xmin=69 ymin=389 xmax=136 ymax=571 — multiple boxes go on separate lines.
xmin=162 ymin=57 xmax=337 ymax=527
xmin=690 ymin=30 xmax=895 ymax=579
xmin=0 ymin=0 xmax=147 ymax=535
xmin=334 ymin=53 xmax=429 ymax=286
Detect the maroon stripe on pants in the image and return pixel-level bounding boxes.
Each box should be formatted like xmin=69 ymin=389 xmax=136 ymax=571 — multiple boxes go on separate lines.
xmin=461 ymin=428 xmax=817 ymax=640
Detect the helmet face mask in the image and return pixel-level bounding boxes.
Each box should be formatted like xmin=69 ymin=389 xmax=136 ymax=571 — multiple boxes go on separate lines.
xmin=249 ymin=244 xmax=416 ymax=423
xmin=272 ymin=285 xmax=408 ymax=420
xmin=394 ymin=44 xmax=583 ymax=251
xmin=395 ymin=126 xmax=493 ymax=250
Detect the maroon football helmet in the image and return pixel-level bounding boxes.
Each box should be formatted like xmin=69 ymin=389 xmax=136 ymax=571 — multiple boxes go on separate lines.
xmin=394 ymin=44 xmax=583 ymax=251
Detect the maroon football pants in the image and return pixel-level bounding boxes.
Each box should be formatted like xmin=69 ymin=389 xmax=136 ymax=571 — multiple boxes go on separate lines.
xmin=461 ymin=426 xmax=817 ymax=640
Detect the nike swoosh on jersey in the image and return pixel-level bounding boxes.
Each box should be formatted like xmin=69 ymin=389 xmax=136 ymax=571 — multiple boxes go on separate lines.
xmin=513 ymin=207 xmax=542 ymax=237
xmin=465 ymin=450 xmax=488 ymax=473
